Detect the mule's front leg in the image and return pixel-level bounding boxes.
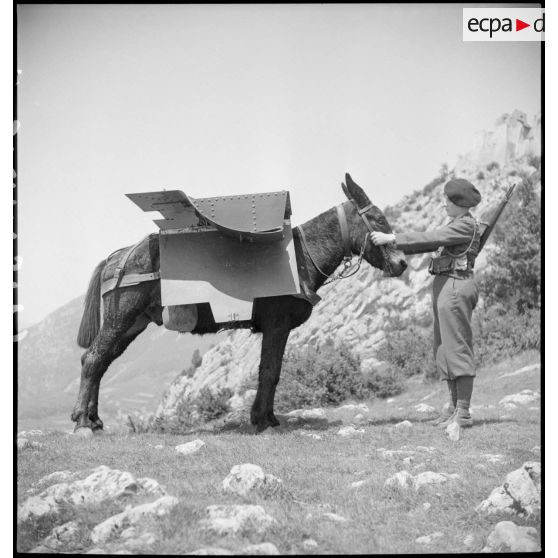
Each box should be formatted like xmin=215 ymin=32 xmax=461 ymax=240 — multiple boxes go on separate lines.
xmin=250 ymin=327 xmax=290 ymax=432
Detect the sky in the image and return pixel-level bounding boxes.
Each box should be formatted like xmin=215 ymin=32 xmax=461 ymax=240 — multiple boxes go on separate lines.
xmin=16 ymin=3 xmax=541 ymax=328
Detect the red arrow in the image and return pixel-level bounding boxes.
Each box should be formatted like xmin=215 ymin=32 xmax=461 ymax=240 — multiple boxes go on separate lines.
xmin=516 ymin=19 xmax=530 ymax=31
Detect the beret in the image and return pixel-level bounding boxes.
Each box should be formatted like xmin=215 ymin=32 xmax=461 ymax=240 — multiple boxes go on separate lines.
xmin=444 ymin=178 xmax=481 ymax=207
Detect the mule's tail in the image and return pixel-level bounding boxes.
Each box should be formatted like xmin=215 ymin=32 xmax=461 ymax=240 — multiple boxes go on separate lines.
xmin=77 ymin=260 xmax=106 ymax=348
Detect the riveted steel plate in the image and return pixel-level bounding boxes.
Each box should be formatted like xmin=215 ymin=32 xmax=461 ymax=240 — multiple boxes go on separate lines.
xmin=128 ymin=189 xmax=291 ymax=243
xmin=159 ymin=224 xmax=300 ymax=323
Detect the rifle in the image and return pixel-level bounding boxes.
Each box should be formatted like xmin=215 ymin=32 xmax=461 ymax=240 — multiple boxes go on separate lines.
xmin=478 ymin=182 xmax=518 ymax=253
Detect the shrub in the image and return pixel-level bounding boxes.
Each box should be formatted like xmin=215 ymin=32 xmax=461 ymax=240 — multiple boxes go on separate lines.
xmin=473 ymin=303 xmax=540 ymax=366
xmin=195 ymin=386 xmax=233 ymax=421
xmin=486 ymin=161 xmax=500 ymax=171
xmin=132 ymin=385 xmax=233 ymax=433
xmin=374 ymin=314 xmax=437 ymax=382
xmin=477 ymin=174 xmax=541 ymax=312
xmin=274 ymin=338 xmax=367 ymax=411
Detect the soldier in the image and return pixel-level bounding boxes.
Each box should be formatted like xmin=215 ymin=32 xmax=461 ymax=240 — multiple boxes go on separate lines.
xmin=371 ymin=178 xmax=482 ymax=428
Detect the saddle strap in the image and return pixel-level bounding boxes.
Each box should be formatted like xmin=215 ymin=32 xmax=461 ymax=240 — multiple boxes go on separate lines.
xmin=101 ymin=271 xmax=161 ymax=297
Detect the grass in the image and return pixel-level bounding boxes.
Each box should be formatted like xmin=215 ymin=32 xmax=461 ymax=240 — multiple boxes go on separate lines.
xmin=17 ymin=350 xmax=541 ymax=554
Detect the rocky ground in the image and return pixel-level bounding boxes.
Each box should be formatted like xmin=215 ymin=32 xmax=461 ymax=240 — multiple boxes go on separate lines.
xmin=17 ymin=350 xmax=541 ymax=554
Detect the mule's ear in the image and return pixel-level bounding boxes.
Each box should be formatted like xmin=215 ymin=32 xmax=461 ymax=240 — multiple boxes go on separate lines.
xmin=341 ymin=182 xmax=352 ymax=200
xmin=345 ymin=173 xmax=371 ymax=208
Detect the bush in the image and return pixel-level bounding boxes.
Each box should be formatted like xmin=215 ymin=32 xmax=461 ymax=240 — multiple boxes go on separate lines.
xmin=477 ymin=174 xmax=541 ymax=312
xmin=132 ymin=385 xmax=233 ymax=434
xmin=375 ymin=319 xmax=436 ymax=381
xmin=473 ymin=304 xmax=540 ymax=366
xmin=486 ymin=161 xmax=500 ymax=171
xmin=274 ymin=338 xmax=367 ymax=411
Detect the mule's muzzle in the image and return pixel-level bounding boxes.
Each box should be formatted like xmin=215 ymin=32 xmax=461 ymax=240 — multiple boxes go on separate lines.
xmin=384 ymin=253 xmax=408 ymax=277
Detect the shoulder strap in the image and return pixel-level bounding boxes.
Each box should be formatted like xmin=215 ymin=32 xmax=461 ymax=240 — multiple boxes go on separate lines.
xmin=446 ymin=219 xmax=478 ymax=258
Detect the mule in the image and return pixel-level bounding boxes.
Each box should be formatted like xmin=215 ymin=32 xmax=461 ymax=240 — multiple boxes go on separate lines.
xmin=72 ymin=174 xmax=407 ymax=433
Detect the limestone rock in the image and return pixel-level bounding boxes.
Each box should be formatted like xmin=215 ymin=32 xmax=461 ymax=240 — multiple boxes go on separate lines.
xmin=189 ymin=548 xmax=234 ymax=555
xmin=222 ymin=464 xmax=284 ymax=498
xmin=385 ymin=471 xmax=414 ymax=488
xmin=335 ymin=403 xmax=369 ymax=413
xmin=476 ymin=462 xmax=541 ymax=516
xmin=42 ymin=521 xmax=88 ymax=550
xmin=176 ymin=439 xmax=205 ymax=456
xmin=239 ymin=542 xmax=280 ymax=555
xmin=416 ymin=532 xmax=443 ymax=544
xmin=414 ymin=403 xmax=436 ymax=413
xmin=17 ymin=438 xmax=43 ymax=451
xmin=201 ymin=504 xmax=276 ymax=535
xmin=36 ymin=471 xmax=75 ymax=490
xmin=385 ymin=470 xmax=459 ymax=490
xmin=499 ymin=389 xmax=540 ymax=406
xmin=302 ymin=538 xmax=318 ymax=549
xmin=91 ymin=495 xmax=179 ymax=544
xmin=337 ymin=425 xmax=365 ymax=437
xmin=18 ymin=466 xmax=167 ymax=522
xmin=481 ymin=521 xmax=540 ymax=552
xmin=394 ymin=420 xmax=413 ymax=429
xmin=413 ymin=471 xmax=460 ymax=490
xmin=286 ymin=408 xmax=327 ymax=420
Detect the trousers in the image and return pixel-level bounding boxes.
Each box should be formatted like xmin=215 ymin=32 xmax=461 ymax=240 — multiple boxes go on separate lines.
xmin=432 ymin=275 xmax=479 ymax=380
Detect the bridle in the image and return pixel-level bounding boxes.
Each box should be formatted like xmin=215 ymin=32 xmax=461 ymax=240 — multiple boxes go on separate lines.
xmin=298 ymin=199 xmax=393 ymax=285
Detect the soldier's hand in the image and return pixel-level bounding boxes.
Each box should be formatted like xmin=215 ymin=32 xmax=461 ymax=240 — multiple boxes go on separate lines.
xmin=370 ymin=232 xmax=396 ymax=246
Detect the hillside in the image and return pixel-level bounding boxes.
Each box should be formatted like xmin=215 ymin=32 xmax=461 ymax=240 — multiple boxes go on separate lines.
xmin=156 ymin=110 xmax=541 ymax=420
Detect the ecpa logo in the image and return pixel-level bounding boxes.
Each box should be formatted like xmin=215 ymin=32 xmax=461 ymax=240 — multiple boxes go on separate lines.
xmin=463 ymin=8 xmax=545 ymax=42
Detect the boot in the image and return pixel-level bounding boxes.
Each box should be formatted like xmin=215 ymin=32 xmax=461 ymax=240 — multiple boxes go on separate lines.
xmin=431 ymin=380 xmax=457 ymax=426
xmin=455 ymin=376 xmax=474 ymax=428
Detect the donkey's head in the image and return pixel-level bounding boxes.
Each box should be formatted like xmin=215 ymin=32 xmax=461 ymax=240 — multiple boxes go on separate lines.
xmin=341 ymin=173 xmax=407 ymax=277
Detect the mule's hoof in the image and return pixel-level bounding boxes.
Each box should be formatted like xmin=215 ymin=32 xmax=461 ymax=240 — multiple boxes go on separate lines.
xmin=73 ymin=427 xmax=94 ymax=438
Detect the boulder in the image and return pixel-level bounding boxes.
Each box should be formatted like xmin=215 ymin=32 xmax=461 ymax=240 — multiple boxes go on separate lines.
xmin=286 ymin=408 xmax=327 ymax=420
xmin=416 ymin=532 xmax=443 ymax=544
xmin=18 ymin=465 xmax=167 ymax=522
xmin=394 ymin=420 xmax=413 ymax=429
xmin=337 ymin=425 xmax=365 ymax=437
xmin=176 ymin=439 xmax=205 ymax=455
xmin=41 ymin=521 xmax=88 ymax=550
xmin=200 ymin=504 xmax=276 ymax=536
xmin=476 ymin=462 xmax=541 ymax=516
xmin=414 ymin=404 xmax=436 ymax=413
xmin=17 ymin=438 xmax=43 ymax=451
xmin=499 ymin=390 xmax=540 ymax=406
xmin=413 ymin=472 xmax=460 ymax=490
xmin=222 ymin=464 xmax=284 ymax=498
xmin=385 ymin=471 xmax=414 ymax=488
xmin=385 ymin=470 xmax=459 ymax=490
xmin=91 ymin=496 xmax=179 ymax=544
xmin=481 ymin=521 xmax=540 ymax=552
xmin=239 ymin=542 xmax=280 ymax=555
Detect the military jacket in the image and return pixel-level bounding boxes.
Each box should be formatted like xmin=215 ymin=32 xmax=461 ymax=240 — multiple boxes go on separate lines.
xmin=394 ymin=213 xmax=480 ymax=274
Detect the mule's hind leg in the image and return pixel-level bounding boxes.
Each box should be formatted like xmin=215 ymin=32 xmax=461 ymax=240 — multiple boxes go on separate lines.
xmin=72 ymin=289 xmax=151 ymax=432
xmin=87 ymin=313 xmax=151 ymax=431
